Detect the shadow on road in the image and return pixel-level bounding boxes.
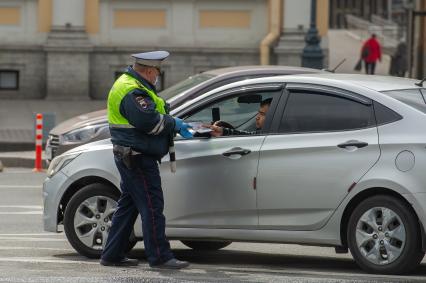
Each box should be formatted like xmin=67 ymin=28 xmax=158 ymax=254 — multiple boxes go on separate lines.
xmin=54 ymin=247 xmax=426 ymax=276
xmin=156 ymin=248 xmax=357 ymax=270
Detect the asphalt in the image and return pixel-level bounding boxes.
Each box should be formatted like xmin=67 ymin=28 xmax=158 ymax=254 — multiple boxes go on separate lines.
xmin=2 ymin=169 xmax=426 ymax=282
xmin=0 ymin=30 xmax=393 ymax=170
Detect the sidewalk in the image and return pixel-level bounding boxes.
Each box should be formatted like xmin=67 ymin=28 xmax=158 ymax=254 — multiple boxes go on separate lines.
xmin=0 ymin=99 xmax=106 ymax=169
xmin=0 ymin=99 xmax=106 ymax=151
xmin=328 ymin=29 xmax=390 ymax=75
xmin=0 ymin=151 xmax=47 ymax=169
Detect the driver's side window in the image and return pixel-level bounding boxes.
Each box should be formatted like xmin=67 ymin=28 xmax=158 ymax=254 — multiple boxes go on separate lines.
xmin=184 ymin=89 xmax=280 ymax=136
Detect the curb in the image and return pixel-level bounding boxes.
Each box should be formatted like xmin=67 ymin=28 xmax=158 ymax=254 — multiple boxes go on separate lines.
xmin=0 ymin=157 xmax=47 ymax=169
xmin=0 ymin=142 xmax=35 ymax=152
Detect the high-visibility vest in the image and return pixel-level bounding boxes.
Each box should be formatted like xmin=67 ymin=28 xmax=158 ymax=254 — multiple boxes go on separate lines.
xmin=108 ymin=73 xmax=166 ymax=128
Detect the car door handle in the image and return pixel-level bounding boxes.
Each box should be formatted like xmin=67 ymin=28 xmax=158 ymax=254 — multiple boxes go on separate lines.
xmin=222 ymin=147 xmax=251 ymax=157
xmin=337 ymin=141 xmax=369 ymax=149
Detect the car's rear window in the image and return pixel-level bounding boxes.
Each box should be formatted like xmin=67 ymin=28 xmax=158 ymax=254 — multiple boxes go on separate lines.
xmin=159 ymin=74 xmax=216 ymax=101
xmin=381 ymin=88 xmax=426 ymax=113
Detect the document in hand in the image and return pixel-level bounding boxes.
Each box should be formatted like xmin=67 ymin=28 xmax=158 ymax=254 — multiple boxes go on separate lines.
xmin=188 ymin=122 xmax=212 ymax=133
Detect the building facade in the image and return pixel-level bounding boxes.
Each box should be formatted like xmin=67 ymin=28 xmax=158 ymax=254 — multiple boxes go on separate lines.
xmin=0 ymin=0 xmax=329 ymax=100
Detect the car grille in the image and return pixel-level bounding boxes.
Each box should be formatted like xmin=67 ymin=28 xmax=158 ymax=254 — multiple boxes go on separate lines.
xmin=47 ymin=134 xmax=60 ymax=160
xmin=48 ymin=134 xmax=60 ymax=147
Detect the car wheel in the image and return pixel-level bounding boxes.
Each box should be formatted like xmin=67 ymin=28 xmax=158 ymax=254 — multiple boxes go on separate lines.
xmin=347 ymin=195 xmax=424 ymax=274
xmin=63 ymin=183 xmax=137 ymax=258
xmin=181 ymin=240 xmax=232 ymax=251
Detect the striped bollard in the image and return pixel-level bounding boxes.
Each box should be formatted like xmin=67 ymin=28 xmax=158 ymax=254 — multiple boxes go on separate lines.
xmin=33 ymin=113 xmax=44 ymax=172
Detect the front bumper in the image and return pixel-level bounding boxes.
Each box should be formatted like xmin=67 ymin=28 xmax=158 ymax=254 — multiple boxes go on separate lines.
xmin=43 ymin=171 xmax=69 ymax=232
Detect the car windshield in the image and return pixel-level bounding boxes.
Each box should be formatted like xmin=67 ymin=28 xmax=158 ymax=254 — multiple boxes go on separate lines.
xmin=159 ymin=73 xmax=216 ymax=101
xmin=381 ymin=88 xmax=426 ymax=113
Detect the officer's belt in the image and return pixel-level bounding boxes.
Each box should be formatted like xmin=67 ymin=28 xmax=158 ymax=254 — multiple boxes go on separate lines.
xmin=113 ymin=144 xmax=142 ymax=156
xmin=131 ymin=149 xmax=142 ymax=156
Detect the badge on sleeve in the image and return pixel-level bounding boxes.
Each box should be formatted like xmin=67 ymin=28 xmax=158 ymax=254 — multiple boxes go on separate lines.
xmin=136 ymin=96 xmax=149 ymax=109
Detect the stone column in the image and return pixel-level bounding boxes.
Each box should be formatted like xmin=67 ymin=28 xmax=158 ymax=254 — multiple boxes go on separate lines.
xmin=274 ymin=0 xmax=311 ymax=66
xmin=44 ymin=0 xmax=93 ymax=99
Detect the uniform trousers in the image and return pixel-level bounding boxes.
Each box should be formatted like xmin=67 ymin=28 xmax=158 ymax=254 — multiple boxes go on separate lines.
xmin=101 ymin=153 xmax=174 ymax=266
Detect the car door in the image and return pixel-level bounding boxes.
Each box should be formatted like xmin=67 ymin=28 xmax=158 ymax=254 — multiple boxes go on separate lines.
xmin=257 ymin=84 xmax=380 ymax=230
xmin=160 ymin=84 xmax=283 ymax=229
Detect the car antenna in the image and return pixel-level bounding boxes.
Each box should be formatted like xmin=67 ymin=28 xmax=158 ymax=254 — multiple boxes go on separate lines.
xmin=415 ymin=78 xmax=426 ymax=87
xmin=323 ymin=58 xmax=346 ymax=73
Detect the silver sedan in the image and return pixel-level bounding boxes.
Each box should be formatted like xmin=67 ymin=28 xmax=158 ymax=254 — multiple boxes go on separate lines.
xmin=43 ymin=73 xmax=426 ymax=274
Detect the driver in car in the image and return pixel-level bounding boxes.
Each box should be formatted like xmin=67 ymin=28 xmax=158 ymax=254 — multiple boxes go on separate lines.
xmin=209 ymin=98 xmax=272 ymax=137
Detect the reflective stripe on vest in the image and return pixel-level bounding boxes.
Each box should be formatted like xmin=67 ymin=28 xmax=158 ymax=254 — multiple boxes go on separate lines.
xmin=109 ymin=124 xmax=135 ymax=129
xmin=107 ymin=73 xmax=167 ymax=127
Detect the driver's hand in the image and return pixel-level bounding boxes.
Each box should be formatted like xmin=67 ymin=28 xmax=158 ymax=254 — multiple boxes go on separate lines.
xmin=207 ymin=124 xmax=223 ymax=137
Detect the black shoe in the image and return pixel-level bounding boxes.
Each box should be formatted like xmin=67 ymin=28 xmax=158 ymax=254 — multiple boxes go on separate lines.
xmin=150 ymin=258 xmax=190 ymax=269
xmin=100 ymin=257 xmax=139 ymax=267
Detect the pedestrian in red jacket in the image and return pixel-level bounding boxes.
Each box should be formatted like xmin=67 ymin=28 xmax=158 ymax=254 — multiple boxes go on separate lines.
xmin=361 ymin=34 xmax=382 ymax=75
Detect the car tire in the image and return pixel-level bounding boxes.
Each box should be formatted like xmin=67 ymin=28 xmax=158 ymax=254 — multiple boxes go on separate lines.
xmin=347 ymin=195 xmax=424 ymax=274
xmin=181 ymin=240 xmax=232 ymax=251
xmin=63 ymin=183 xmax=137 ymax=259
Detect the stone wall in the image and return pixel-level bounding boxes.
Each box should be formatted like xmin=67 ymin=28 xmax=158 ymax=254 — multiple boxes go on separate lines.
xmin=96 ymin=0 xmax=268 ymax=49
xmin=0 ymin=42 xmax=329 ymax=100
xmin=0 ymin=47 xmax=46 ymax=99
xmin=44 ymin=27 xmax=93 ymax=100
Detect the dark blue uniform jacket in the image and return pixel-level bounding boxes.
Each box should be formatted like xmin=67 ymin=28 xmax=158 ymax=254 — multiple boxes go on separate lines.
xmin=109 ymin=66 xmax=175 ymax=159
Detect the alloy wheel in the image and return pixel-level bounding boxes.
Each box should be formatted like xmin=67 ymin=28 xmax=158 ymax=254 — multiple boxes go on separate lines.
xmin=73 ymin=196 xmax=117 ymax=250
xmin=355 ymin=207 xmax=406 ymax=265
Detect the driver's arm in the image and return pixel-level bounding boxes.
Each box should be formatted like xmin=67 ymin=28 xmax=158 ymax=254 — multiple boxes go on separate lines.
xmin=222 ymin=128 xmax=258 ymax=136
xmin=210 ymin=125 xmax=258 ymax=137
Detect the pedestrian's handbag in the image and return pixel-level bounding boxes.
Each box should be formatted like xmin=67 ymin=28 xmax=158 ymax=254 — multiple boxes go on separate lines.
xmin=362 ymin=46 xmax=370 ymax=59
xmin=354 ymin=59 xmax=362 ymax=71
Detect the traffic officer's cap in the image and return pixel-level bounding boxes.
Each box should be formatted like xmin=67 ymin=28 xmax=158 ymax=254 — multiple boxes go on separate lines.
xmin=131 ymin=51 xmax=170 ymax=68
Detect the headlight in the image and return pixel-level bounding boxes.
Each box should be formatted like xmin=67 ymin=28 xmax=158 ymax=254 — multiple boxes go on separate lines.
xmin=46 ymin=152 xmax=81 ymax=177
xmin=63 ymin=124 xmax=108 ymax=143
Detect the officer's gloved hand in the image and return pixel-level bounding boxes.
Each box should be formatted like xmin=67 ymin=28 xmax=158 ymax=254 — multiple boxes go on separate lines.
xmin=179 ymin=127 xmax=193 ymax=139
xmin=174 ymin=118 xmax=193 ymax=139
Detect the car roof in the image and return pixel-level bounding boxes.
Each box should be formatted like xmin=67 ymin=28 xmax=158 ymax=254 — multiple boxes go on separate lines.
xmin=288 ymin=73 xmax=421 ymax=92
xmin=167 ymin=65 xmax=322 ymax=109
xmin=202 ymin=65 xmax=321 ymax=76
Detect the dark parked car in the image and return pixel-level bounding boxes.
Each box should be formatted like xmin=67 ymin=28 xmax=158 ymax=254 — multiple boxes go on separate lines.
xmin=46 ymin=65 xmax=321 ymax=162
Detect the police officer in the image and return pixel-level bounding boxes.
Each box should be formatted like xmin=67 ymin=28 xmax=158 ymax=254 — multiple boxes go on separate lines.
xmin=100 ymin=51 xmax=192 ymax=269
